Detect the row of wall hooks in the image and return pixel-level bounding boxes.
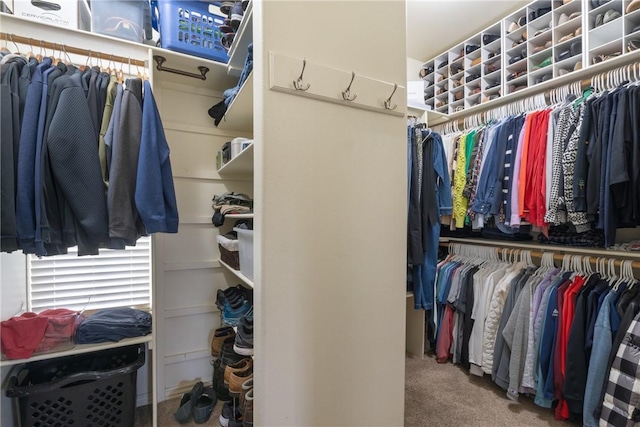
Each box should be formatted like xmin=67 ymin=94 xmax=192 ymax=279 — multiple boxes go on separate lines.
xmin=271 ymin=53 xmax=406 ymax=117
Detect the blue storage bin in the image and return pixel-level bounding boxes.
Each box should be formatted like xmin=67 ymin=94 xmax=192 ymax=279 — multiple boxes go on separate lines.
xmin=153 ymin=0 xmax=229 ymax=63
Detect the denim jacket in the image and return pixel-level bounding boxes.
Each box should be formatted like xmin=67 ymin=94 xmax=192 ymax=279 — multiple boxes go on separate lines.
xmin=432 ymin=133 xmax=453 ymax=216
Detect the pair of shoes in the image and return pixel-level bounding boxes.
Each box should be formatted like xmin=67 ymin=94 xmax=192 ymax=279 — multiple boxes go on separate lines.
xmin=595 ymin=9 xmax=621 ymax=28
xmin=532 ymin=56 xmax=552 ymax=70
xmin=557 ymin=11 xmax=580 ymax=26
xmin=483 ymin=33 xmax=500 ymax=45
xmin=529 ymin=6 xmax=551 ymax=21
xmin=534 ymin=73 xmax=552 ymax=84
xmin=558 ymin=26 xmax=582 ymax=43
xmin=592 ymin=51 xmax=621 ymax=64
xmin=212 ymin=326 xmax=236 ymax=357
xmin=556 ymin=41 xmax=581 ymax=61
xmin=234 ymin=314 xmax=253 ymax=355
xmin=174 ymin=382 xmax=217 ymax=424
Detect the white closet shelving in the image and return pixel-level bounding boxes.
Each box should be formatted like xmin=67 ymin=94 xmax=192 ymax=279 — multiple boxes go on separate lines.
xmin=417 ymin=0 xmax=640 ymax=123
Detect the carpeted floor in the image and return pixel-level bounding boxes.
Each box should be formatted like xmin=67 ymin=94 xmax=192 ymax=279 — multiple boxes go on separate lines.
xmin=135 ymin=354 xmax=576 ymax=426
xmin=405 ymin=353 xmax=576 ymax=427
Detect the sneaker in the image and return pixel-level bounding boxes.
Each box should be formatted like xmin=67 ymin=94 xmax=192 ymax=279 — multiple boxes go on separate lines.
xmin=239 ymin=378 xmax=253 ymax=415
xmin=219 ymin=399 xmax=236 ymax=427
xmin=212 ymin=327 xmax=236 ymax=357
xmin=220 ymin=337 xmax=245 ymax=367
xmin=216 ymin=285 xmax=246 ymax=310
xmin=230 ymin=1 xmax=244 ymax=29
xmin=233 ymin=321 xmax=253 ymax=356
xmin=224 ymin=357 xmax=252 ymax=385
xmin=243 ymin=389 xmax=253 ymax=427
xmin=222 ymin=300 xmax=251 ymax=326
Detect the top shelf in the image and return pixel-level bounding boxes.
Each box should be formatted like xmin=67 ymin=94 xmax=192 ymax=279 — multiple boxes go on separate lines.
xmin=0 ymin=12 xmax=238 ymax=90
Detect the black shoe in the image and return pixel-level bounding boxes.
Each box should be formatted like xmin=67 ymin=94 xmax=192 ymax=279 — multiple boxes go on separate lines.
xmin=213 ymin=359 xmax=233 ymax=402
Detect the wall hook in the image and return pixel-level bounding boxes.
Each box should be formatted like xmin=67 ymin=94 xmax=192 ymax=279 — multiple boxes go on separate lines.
xmin=384 ymin=83 xmax=398 ymax=110
xmin=342 ymin=71 xmax=357 ymax=101
xmin=293 ymin=58 xmax=311 ymax=91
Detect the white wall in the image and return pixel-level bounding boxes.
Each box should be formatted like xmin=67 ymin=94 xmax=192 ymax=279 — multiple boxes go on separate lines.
xmin=254 ymin=1 xmax=407 ymax=425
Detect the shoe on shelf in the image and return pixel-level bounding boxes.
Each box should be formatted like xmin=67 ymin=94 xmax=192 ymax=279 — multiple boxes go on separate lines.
xmin=193 ymin=387 xmax=216 ymax=424
xmin=234 ymin=318 xmax=254 ymax=356
xmin=230 ymin=1 xmax=244 ymax=30
xmin=221 ymin=336 xmax=246 ymax=367
xmin=629 ymin=0 xmax=640 ymax=13
xmin=212 ymin=326 xmax=236 ymax=357
xmin=243 ymin=389 xmax=254 ymax=427
xmin=174 ymin=381 xmax=204 ymax=424
xmin=224 ymin=357 xmax=253 ymax=385
xmin=212 ymin=358 xmax=233 ymax=402
xmin=229 ymin=370 xmax=254 ymax=398
xmin=220 ymin=1 xmax=236 ymax=15
xmin=223 ymin=300 xmax=252 ymax=326
xmin=219 ymin=399 xmax=239 ymax=427
xmin=239 ymin=378 xmax=253 ymax=415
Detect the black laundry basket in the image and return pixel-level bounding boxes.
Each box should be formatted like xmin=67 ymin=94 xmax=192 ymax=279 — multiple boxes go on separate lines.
xmin=6 ymin=344 xmax=145 ymax=427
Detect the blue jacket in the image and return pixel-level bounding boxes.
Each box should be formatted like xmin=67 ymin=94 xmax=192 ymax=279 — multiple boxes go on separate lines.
xmin=433 ymin=133 xmax=453 ymax=216
xmin=16 ymin=58 xmax=51 ymax=253
xmin=135 ymin=80 xmax=179 ymax=234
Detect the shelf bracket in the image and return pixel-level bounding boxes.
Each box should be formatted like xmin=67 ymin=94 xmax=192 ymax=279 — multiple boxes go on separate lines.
xmin=153 ymin=55 xmax=209 ymax=80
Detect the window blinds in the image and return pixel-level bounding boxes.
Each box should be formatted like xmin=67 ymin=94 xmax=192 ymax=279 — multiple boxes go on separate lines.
xmin=28 ymin=237 xmax=151 ymax=312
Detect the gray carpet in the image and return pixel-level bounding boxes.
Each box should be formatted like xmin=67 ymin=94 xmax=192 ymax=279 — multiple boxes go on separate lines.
xmin=405 ymin=353 xmax=575 ymax=427
xmin=135 ymin=355 xmax=574 ymax=426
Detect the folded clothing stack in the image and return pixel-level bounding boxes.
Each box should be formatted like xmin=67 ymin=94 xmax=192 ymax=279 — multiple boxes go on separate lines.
xmin=1 ymin=309 xmax=81 ymax=360
xmin=211 ymin=192 xmax=253 ymax=227
xmin=75 ymin=308 xmax=152 ymax=344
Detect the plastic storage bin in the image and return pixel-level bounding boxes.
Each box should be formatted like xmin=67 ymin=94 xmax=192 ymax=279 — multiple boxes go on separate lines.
xmin=153 ymin=0 xmax=229 ymax=63
xmin=91 ymin=0 xmax=151 ymax=43
xmin=234 ymin=227 xmax=254 ymax=281
xmin=6 ymin=344 xmax=145 ymax=427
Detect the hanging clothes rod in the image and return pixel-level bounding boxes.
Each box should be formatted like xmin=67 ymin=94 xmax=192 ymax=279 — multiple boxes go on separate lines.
xmin=0 ymin=32 xmax=146 ymax=67
xmin=439 ymin=238 xmax=640 ymax=264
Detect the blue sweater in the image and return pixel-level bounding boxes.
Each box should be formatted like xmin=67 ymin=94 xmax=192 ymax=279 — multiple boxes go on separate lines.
xmin=135 ymin=80 xmax=178 ymax=234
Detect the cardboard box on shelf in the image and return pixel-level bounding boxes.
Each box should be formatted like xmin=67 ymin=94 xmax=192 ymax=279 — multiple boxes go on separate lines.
xmin=13 ymin=0 xmax=90 ymax=30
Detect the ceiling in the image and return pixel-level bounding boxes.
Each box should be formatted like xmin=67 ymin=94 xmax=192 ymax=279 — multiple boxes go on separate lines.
xmin=406 ymin=0 xmax=530 ymax=61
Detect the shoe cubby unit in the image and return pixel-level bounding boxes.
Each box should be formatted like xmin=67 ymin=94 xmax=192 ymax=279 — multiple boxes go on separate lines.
xmin=417 ymin=60 xmax=435 ymax=110
xmin=418 ymin=0 xmax=640 ymax=124
xmin=587 ymin=0 xmax=640 ymax=66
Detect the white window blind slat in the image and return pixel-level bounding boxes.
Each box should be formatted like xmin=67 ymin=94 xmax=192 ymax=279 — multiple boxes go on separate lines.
xmin=28 ymin=236 xmax=152 ymax=312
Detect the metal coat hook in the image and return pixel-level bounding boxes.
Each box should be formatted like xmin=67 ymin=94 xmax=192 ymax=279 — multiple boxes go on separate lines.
xmin=384 ymin=83 xmax=398 ymax=110
xmin=293 ymin=58 xmax=310 ymax=91
xmin=342 ymin=71 xmax=357 ymax=101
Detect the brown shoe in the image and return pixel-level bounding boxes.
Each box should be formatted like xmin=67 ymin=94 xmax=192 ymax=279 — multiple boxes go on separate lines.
xmin=239 ymin=378 xmax=253 ymax=414
xmin=224 ymin=357 xmax=252 ymax=385
xmin=229 ymin=370 xmax=253 ymax=398
xmin=243 ymin=389 xmax=254 ymax=427
xmin=211 ymin=327 xmax=236 ymax=357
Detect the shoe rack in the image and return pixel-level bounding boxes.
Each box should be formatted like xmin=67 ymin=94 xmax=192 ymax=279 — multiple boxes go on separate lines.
xmin=588 ymin=0 xmax=640 ymax=66
xmin=417 ymin=0 xmax=639 ymax=115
